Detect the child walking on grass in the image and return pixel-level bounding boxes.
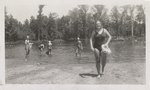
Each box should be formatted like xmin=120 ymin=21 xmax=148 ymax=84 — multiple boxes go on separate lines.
xmin=47 ymin=41 xmax=52 ymax=55
xmin=75 ymin=37 xmax=83 ymax=57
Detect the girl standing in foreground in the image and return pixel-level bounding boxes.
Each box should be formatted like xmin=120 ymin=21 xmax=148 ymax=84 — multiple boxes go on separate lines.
xmin=90 ymin=20 xmax=112 ymax=78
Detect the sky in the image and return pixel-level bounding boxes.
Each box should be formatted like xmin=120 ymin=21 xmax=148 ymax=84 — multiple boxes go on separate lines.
xmin=5 ymin=0 xmax=145 ymax=23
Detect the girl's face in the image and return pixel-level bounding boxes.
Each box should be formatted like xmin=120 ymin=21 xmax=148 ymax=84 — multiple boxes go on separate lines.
xmin=96 ymin=21 xmax=102 ymax=29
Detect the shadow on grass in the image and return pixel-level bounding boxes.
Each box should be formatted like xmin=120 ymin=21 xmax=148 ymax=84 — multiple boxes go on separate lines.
xmin=79 ymin=73 xmax=97 ymax=78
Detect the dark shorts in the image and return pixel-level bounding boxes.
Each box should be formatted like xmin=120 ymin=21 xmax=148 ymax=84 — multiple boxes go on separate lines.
xmin=39 ymin=46 xmax=44 ymax=51
xmin=77 ymin=46 xmax=82 ymax=50
xmin=26 ymin=49 xmax=30 ymax=54
xmin=46 ymin=49 xmax=52 ymax=54
xmin=48 ymin=49 xmax=52 ymax=52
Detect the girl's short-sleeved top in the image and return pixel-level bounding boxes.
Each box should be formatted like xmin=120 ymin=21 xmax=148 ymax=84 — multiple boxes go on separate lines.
xmin=48 ymin=42 xmax=52 ymax=49
xmin=77 ymin=41 xmax=82 ymax=49
xmin=25 ymin=40 xmax=29 ymax=44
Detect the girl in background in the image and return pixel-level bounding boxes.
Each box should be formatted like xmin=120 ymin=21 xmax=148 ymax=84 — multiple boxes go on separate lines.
xmin=25 ymin=36 xmax=33 ymax=61
xmin=38 ymin=43 xmax=45 ymax=55
xmin=75 ymin=37 xmax=83 ymax=57
xmin=47 ymin=41 xmax=52 ymax=55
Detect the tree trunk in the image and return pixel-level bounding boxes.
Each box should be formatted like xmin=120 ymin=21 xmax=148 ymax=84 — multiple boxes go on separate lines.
xmin=131 ymin=19 xmax=134 ymax=37
xmin=38 ymin=28 xmax=40 ymax=41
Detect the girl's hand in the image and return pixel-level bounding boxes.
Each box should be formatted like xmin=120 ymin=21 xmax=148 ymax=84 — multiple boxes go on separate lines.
xmin=103 ymin=43 xmax=108 ymax=47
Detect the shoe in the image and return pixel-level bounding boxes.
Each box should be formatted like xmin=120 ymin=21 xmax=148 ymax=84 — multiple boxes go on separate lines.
xmin=97 ymin=75 xmax=100 ymax=79
xmin=37 ymin=63 xmax=41 ymax=65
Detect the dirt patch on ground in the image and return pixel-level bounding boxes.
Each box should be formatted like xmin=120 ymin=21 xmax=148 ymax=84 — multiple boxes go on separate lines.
xmin=6 ymin=61 xmax=145 ymax=84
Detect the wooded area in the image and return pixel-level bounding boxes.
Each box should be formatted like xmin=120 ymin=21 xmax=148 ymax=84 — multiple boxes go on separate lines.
xmin=5 ymin=5 xmax=145 ymax=42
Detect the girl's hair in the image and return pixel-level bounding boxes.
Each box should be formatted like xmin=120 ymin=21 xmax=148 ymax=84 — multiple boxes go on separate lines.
xmin=26 ymin=36 xmax=29 ymax=39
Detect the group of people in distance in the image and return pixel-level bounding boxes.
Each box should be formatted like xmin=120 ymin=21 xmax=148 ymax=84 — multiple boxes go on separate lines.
xmin=25 ymin=37 xmax=52 ymax=61
xmin=38 ymin=41 xmax=52 ymax=55
xmin=24 ymin=20 xmax=112 ymax=78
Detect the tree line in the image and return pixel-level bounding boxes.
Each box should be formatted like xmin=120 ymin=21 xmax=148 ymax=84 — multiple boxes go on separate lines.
xmin=5 ymin=5 xmax=145 ymax=42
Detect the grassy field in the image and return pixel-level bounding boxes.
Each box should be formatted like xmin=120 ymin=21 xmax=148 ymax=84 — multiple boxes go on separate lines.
xmin=5 ymin=41 xmax=145 ymax=84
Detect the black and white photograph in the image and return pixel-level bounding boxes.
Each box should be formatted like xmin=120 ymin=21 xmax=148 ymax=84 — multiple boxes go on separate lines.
xmin=1 ymin=0 xmax=150 ymax=89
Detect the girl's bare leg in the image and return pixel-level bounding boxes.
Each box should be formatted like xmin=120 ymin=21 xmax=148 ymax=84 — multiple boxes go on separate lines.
xmin=101 ymin=52 xmax=107 ymax=74
xmin=94 ymin=48 xmax=102 ymax=78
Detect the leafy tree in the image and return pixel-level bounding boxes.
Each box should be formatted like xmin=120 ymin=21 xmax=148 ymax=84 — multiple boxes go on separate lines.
xmin=68 ymin=8 xmax=81 ymax=39
xmin=30 ymin=16 xmax=37 ymax=40
xmin=5 ymin=5 xmax=146 ymax=42
xmin=129 ymin=5 xmax=135 ymax=37
xmin=86 ymin=13 xmax=95 ymax=38
xmin=78 ymin=5 xmax=89 ymax=41
xmin=37 ymin=5 xmax=45 ymax=41
xmin=111 ymin=6 xmax=121 ymax=36
xmin=5 ymin=14 xmax=19 ymax=41
xmin=135 ymin=5 xmax=145 ymax=36
xmin=46 ymin=13 xmax=58 ymax=40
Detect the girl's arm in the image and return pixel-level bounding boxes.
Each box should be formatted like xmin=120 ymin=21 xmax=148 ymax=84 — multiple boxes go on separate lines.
xmin=25 ymin=40 xmax=27 ymax=45
xmin=90 ymin=31 xmax=95 ymax=51
xmin=80 ymin=41 xmax=83 ymax=50
xmin=25 ymin=40 xmax=27 ymax=50
xmin=104 ymin=29 xmax=112 ymax=45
